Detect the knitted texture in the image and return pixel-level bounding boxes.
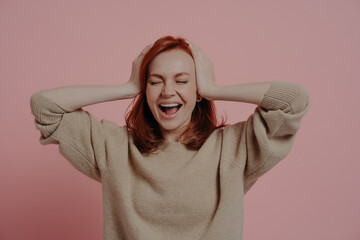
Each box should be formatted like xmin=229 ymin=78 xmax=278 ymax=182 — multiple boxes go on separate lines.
xmin=30 ymin=81 xmax=311 ymax=240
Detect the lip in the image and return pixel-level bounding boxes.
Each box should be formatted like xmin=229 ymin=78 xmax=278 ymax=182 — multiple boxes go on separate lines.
xmin=158 ymin=101 xmax=182 ymax=105
xmin=158 ymin=103 xmax=183 ymax=119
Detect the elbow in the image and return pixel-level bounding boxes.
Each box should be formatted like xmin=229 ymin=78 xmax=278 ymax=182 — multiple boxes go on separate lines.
xmin=30 ymin=91 xmax=66 ymax=124
xmin=291 ymin=83 xmax=310 ymax=114
xmin=261 ymin=81 xmax=310 ymax=114
xmin=30 ymin=91 xmax=43 ymax=116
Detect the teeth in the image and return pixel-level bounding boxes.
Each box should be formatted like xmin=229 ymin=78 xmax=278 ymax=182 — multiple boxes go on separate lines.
xmin=159 ymin=103 xmax=180 ymax=107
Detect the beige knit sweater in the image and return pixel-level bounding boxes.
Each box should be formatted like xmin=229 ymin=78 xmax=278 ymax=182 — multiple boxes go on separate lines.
xmin=30 ymin=81 xmax=310 ymax=240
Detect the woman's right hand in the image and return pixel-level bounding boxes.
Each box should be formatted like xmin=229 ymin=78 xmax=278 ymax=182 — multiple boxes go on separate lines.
xmin=35 ymin=43 xmax=154 ymax=112
xmin=127 ymin=44 xmax=153 ymax=96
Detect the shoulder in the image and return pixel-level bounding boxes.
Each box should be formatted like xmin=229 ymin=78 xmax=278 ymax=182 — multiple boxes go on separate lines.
xmin=94 ymin=118 xmax=130 ymax=142
xmin=222 ymin=121 xmax=247 ymax=138
xmin=203 ymin=121 xmax=247 ymax=146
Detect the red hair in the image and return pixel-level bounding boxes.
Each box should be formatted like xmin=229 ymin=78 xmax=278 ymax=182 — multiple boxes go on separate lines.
xmin=126 ymin=36 xmax=225 ymax=154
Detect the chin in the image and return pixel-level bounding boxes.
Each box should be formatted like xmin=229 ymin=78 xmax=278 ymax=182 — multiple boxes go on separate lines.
xmin=159 ymin=122 xmax=185 ymax=132
xmin=158 ymin=120 xmax=189 ymax=134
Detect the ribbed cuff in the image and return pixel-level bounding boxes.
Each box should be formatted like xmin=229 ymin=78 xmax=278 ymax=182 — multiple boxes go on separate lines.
xmin=260 ymin=81 xmax=300 ymax=113
xmin=30 ymin=92 xmax=65 ymax=124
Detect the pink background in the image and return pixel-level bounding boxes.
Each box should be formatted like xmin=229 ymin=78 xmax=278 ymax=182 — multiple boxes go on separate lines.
xmin=1 ymin=0 xmax=359 ymax=239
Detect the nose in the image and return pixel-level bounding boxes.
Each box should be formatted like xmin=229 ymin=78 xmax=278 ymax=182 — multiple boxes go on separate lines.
xmin=161 ymin=82 xmax=176 ymax=97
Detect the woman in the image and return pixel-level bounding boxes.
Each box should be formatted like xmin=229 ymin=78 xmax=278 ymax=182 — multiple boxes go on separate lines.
xmin=30 ymin=36 xmax=311 ymax=240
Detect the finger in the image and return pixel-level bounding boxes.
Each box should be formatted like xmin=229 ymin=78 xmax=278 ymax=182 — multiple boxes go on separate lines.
xmin=143 ymin=43 xmax=153 ymax=52
xmin=187 ymin=43 xmax=200 ymax=61
xmin=186 ymin=40 xmax=202 ymax=57
xmin=188 ymin=43 xmax=204 ymax=61
xmin=139 ymin=43 xmax=154 ymax=56
xmin=188 ymin=42 xmax=202 ymax=53
xmin=185 ymin=40 xmax=193 ymax=48
xmin=186 ymin=40 xmax=199 ymax=49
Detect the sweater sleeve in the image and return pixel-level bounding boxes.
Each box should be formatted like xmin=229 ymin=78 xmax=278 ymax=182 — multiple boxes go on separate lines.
xmin=30 ymin=92 xmax=114 ymax=182
xmin=226 ymin=81 xmax=311 ymax=194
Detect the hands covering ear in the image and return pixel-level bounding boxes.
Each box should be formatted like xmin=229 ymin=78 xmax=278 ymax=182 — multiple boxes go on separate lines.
xmin=187 ymin=42 xmax=217 ymax=101
xmin=128 ymin=41 xmax=218 ymax=100
xmin=127 ymin=44 xmax=153 ymax=96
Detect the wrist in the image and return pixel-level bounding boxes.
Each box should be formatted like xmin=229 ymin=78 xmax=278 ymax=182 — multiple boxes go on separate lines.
xmin=124 ymin=82 xmax=140 ymax=98
xmin=199 ymin=84 xmax=218 ymax=101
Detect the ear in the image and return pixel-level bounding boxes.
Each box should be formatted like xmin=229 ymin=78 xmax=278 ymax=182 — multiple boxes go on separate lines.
xmin=196 ymin=94 xmax=203 ymax=102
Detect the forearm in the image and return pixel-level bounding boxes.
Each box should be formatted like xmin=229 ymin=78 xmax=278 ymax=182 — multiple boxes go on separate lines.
xmin=204 ymin=82 xmax=272 ymax=105
xmin=37 ymin=83 xmax=139 ymax=112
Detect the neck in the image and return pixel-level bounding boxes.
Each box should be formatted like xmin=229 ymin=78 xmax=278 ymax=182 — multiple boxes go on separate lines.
xmin=163 ymin=131 xmax=181 ymax=142
xmin=161 ymin=126 xmax=188 ymax=143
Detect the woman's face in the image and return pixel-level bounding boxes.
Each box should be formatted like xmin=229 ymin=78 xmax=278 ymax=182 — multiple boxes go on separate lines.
xmin=146 ymin=49 xmax=197 ymax=141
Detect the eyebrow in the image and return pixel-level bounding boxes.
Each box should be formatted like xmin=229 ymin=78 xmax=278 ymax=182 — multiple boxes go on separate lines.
xmin=174 ymin=72 xmax=190 ymax=78
xmin=148 ymin=72 xmax=190 ymax=79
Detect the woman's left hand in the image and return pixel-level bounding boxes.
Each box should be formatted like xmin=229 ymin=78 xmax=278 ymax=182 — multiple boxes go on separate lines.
xmin=188 ymin=42 xmax=217 ymax=100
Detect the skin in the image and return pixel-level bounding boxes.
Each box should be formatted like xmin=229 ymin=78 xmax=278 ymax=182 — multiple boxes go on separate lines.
xmin=146 ymin=49 xmax=198 ymax=142
xmin=37 ymin=40 xmax=271 ymax=143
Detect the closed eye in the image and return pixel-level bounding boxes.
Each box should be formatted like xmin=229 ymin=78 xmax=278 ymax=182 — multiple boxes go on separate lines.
xmin=176 ymin=80 xmax=188 ymax=84
xmin=148 ymin=78 xmax=163 ymax=85
xmin=150 ymin=81 xmax=162 ymax=85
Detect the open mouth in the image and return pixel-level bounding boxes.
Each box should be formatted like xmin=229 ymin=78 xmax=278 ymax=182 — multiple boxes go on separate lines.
xmin=158 ymin=103 xmax=182 ymax=115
